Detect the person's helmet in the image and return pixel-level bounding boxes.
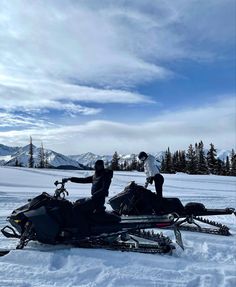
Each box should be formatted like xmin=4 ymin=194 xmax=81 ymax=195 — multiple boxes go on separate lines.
xmin=138 ymin=151 xmax=148 ymax=161
xmin=94 ymin=160 xmax=104 ymax=171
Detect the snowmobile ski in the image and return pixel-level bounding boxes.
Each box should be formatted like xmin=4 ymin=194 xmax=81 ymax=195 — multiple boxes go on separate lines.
xmin=0 ymin=249 xmax=11 ymax=257
xmin=173 ymin=215 xmax=232 ymax=236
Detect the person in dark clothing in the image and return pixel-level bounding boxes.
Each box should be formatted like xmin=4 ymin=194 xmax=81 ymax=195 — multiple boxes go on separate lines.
xmin=62 ymin=160 xmax=113 ymax=213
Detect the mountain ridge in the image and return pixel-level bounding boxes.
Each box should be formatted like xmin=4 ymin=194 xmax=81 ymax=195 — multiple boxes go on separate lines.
xmin=0 ymin=144 xmax=232 ymax=169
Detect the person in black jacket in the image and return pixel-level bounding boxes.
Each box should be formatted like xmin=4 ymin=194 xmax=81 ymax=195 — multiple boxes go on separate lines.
xmin=62 ymin=160 xmax=113 ymax=213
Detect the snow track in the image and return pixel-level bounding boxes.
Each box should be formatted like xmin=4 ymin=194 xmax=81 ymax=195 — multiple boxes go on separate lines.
xmin=0 ymin=167 xmax=235 ymax=287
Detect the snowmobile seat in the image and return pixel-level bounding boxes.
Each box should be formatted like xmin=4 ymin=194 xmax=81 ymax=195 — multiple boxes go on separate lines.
xmin=154 ymin=197 xmax=185 ymax=215
xmin=184 ymin=202 xmax=206 ymax=215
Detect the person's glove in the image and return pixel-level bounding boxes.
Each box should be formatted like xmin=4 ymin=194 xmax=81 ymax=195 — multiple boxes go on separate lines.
xmin=146 ymin=177 xmax=154 ymax=184
xmin=62 ymin=178 xmax=70 ymax=183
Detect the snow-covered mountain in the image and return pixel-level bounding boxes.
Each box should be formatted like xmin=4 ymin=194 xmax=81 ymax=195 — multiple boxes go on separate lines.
xmin=0 ymin=144 xmax=232 ymax=169
xmin=69 ymin=152 xmax=146 ymax=167
xmin=217 ymin=149 xmax=232 ymax=161
xmin=0 ymin=144 xmax=20 ymax=156
xmin=0 ymin=144 xmax=84 ymax=169
xmin=69 ymin=152 xmax=113 ymax=167
xmin=69 ymin=151 xmax=164 ymax=167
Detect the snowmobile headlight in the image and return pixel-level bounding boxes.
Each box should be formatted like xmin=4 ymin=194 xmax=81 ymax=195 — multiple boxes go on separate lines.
xmin=14 ymin=219 xmax=21 ymax=224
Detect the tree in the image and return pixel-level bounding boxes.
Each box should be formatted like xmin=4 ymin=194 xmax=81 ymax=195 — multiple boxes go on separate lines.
xmin=230 ymin=149 xmax=236 ymax=176
xmin=186 ymin=144 xmax=198 ymax=174
xmin=162 ymin=147 xmax=174 ymax=173
xmin=44 ymin=150 xmax=49 ymax=168
xmin=123 ymin=160 xmax=128 ymax=171
xmin=111 ymin=151 xmax=120 ymax=171
xmin=160 ymin=156 xmax=165 ymax=173
xmin=15 ymin=157 xmax=21 ymax=167
xmin=137 ymin=159 xmax=144 ymax=172
xmin=197 ymin=141 xmax=209 ymax=174
xmin=28 ymin=136 xmax=34 ymax=168
xmin=225 ymin=156 xmax=230 ymax=176
xmin=172 ymin=150 xmax=179 ymax=172
xmin=38 ymin=142 xmax=45 ymax=168
xmin=207 ymin=143 xmax=217 ymax=174
xmin=179 ymin=151 xmax=187 ymax=172
xmin=130 ymin=155 xmax=138 ymax=171
xmin=216 ymin=158 xmax=225 ymax=175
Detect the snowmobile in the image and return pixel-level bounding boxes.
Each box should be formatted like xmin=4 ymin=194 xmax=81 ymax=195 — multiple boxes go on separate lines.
xmin=0 ymin=180 xmax=183 ymax=257
xmin=108 ymin=181 xmax=236 ymax=236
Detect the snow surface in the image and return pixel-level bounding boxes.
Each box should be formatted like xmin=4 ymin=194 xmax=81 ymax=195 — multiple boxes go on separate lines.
xmin=0 ymin=167 xmax=235 ymax=287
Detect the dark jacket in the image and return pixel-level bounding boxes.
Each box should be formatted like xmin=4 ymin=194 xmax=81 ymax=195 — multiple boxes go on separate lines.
xmin=70 ymin=169 xmax=113 ymax=199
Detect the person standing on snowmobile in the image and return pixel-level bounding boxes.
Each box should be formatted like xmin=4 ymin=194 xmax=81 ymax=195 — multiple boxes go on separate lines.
xmin=62 ymin=160 xmax=113 ymax=213
xmin=138 ymin=151 xmax=164 ymax=198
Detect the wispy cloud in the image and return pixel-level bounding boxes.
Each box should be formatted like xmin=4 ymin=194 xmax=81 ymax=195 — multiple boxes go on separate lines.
xmin=1 ymin=97 xmax=235 ymax=153
xmin=0 ymin=111 xmax=57 ymax=129
xmin=0 ymin=77 xmax=154 ymax=119
xmin=1 ymin=0 xmax=234 ymax=110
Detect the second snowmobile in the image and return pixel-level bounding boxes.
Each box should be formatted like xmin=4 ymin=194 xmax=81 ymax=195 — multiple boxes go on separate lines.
xmin=109 ymin=181 xmax=235 ymax=236
xmin=1 ymin=180 xmax=182 ymax=256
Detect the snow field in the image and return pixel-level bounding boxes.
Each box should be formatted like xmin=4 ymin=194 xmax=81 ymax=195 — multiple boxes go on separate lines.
xmin=0 ymin=167 xmax=235 ymax=287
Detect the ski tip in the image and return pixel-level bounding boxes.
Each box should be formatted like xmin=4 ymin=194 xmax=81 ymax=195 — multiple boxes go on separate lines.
xmin=0 ymin=249 xmax=11 ymax=257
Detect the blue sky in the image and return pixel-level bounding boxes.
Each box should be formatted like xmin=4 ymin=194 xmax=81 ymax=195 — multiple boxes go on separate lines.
xmin=0 ymin=0 xmax=235 ymax=154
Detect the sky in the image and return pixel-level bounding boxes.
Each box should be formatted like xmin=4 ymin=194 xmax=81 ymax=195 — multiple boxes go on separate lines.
xmin=0 ymin=0 xmax=235 ymax=155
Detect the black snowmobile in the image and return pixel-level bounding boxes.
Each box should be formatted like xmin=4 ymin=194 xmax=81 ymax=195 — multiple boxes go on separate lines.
xmin=109 ymin=181 xmax=236 ymax=236
xmin=0 ymin=180 xmax=182 ymax=257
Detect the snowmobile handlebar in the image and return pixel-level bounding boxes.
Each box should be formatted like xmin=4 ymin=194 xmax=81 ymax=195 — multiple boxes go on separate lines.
xmin=54 ymin=180 xmax=69 ymax=199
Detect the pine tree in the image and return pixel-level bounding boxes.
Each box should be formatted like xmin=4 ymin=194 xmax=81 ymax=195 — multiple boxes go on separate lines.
xmin=15 ymin=157 xmax=19 ymax=167
xmin=186 ymin=144 xmax=198 ymax=174
xmin=136 ymin=160 xmax=144 ymax=172
xmin=111 ymin=151 xmax=120 ymax=171
xmin=225 ymin=156 xmax=230 ymax=176
xmin=172 ymin=150 xmax=179 ymax=172
xmin=163 ymin=147 xmax=174 ymax=173
xmin=197 ymin=141 xmax=209 ymax=174
xmin=216 ymin=158 xmax=226 ymax=175
xmin=28 ymin=136 xmax=34 ymax=168
xmin=207 ymin=143 xmax=217 ymax=174
xmin=179 ymin=151 xmax=187 ymax=172
xmin=230 ymin=149 xmax=236 ymax=176
xmin=160 ymin=157 xmax=165 ymax=173
xmin=38 ymin=142 xmax=45 ymax=168
xmin=130 ymin=155 xmax=137 ymax=171
xmin=44 ymin=150 xmax=49 ymax=168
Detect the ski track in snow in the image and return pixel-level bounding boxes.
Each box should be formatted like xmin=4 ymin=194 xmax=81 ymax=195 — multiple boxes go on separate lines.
xmin=0 ymin=167 xmax=236 ymax=287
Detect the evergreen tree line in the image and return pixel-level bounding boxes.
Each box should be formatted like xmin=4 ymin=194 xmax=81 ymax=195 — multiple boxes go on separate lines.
xmin=108 ymin=151 xmax=144 ymax=172
xmin=14 ymin=138 xmax=236 ymax=176
xmin=110 ymin=142 xmax=236 ymax=176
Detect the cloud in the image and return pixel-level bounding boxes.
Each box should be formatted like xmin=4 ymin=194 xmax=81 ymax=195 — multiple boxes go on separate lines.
xmin=1 ymin=0 xmax=234 ymax=88
xmin=1 ymin=97 xmax=235 ymax=154
xmin=0 ymin=1 xmax=235 ymax=152
xmin=0 ymin=0 xmax=234 ymax=116
xmin=0 ymin=112 xmax=57 ymax=129
xmin=0 ymin=76 xmax=153 ymax=116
